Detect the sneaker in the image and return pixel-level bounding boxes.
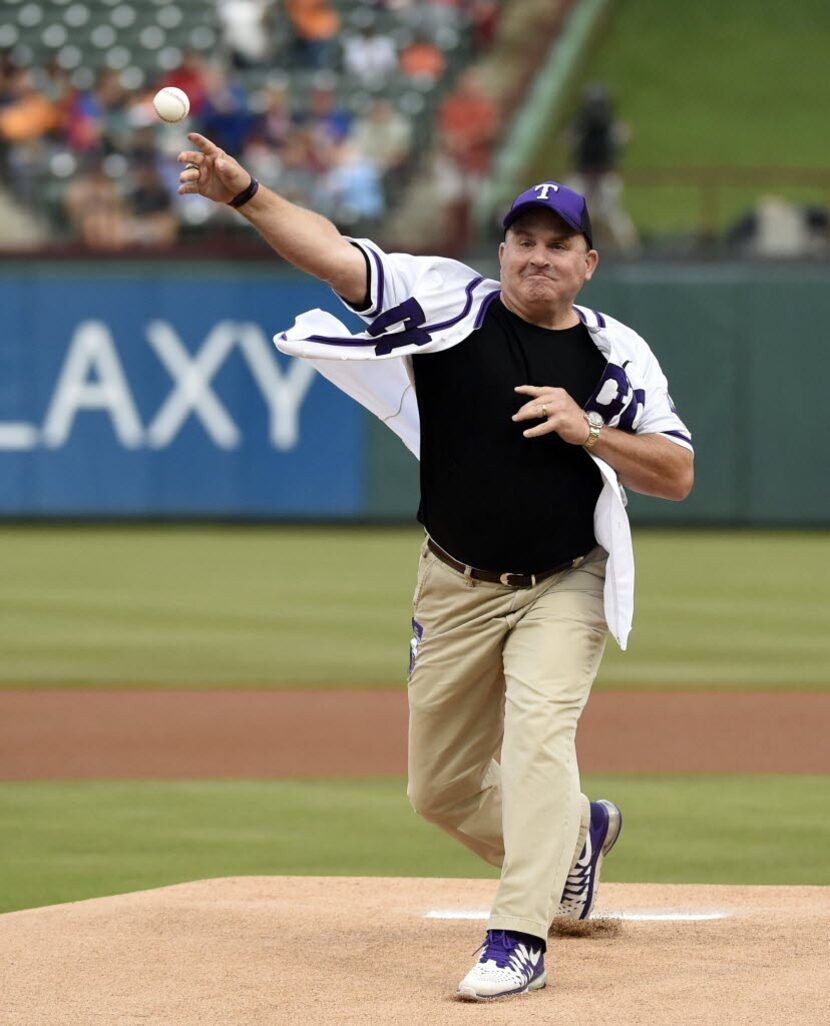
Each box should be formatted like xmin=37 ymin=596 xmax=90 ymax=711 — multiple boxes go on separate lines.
xmin=557 ymin=799 xmax=623 ymax=920
xmin=457 ymin=930 xmax=546 ymax=1001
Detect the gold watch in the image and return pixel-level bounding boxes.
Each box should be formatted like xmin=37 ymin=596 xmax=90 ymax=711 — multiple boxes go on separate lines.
xmin=583 ymin=411 xmax=604 ymax=450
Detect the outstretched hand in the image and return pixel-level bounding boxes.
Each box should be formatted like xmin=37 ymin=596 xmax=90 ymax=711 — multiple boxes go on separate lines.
xmin=176 ymin=133 xmax=251 ymax=204
xmin=512 ymin=385 xmax=591 ymax=444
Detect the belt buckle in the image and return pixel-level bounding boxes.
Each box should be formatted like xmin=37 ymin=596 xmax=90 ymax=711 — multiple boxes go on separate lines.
xmin=499 ymin=571 xmax=534 ymax=588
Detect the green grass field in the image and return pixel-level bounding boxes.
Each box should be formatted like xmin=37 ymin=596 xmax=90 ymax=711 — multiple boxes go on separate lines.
xmin=1 ymin=775 xmax=827 ymax=915
xmin=533 ymin=0 xmax=830 ymax=235
xmin=2 ymin=526 xmax=825 ymax=916
xmin=0 ymin=526 xmax=827 ymax=689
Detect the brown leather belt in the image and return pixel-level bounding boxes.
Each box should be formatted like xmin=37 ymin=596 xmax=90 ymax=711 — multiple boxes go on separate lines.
xmin=426 ymin=537 xmax=586 ymax=589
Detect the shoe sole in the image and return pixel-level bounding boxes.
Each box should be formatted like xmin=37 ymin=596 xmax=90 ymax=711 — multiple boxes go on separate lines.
xmin=457 ymin=970 xmax=547 ymax=1002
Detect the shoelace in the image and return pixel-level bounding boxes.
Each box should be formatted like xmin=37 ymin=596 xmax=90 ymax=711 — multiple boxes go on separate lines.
xmin=473 ymin=930 xmax=517 ymax=967
xmin=474 ymin=931 xmax=538 ymax=969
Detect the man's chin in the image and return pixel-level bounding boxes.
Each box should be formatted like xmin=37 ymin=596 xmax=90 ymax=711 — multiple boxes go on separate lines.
xmin=521 ymin=280 xmax=559 ymax=299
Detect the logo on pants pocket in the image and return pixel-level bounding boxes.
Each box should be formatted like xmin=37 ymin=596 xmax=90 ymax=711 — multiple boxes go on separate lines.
xmin=408 ymin=618 xmax=424 ymax=676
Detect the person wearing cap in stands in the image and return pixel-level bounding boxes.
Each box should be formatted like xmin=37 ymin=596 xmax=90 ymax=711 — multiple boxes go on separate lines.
xmin=176 ymin=140 xmax=695 ymax=1001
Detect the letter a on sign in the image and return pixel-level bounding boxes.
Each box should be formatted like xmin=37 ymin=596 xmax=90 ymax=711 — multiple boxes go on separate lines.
xmin=533 ymin=182 xmax=560 ymax=200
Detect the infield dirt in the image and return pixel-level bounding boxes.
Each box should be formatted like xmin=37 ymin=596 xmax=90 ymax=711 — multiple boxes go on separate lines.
xmin=2 ymin=876 xmax=828 ymax=1026
xmin=1 ymin=689 xmax=828 ymax=778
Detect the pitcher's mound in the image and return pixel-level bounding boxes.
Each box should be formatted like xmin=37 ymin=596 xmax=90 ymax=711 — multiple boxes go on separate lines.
xmin=1 ymin=876 xmax=827 ymax=1026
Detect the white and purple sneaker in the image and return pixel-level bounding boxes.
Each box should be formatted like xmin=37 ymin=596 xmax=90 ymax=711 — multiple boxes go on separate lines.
xmin=557 ymin=799 xmax=623 ymax=920
xmin=457 ymin=930 xmax=547 ymax=1001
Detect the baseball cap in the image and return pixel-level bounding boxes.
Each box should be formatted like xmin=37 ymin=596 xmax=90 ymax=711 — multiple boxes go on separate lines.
xmin=502 ymin=181 xmax=593 ymax=248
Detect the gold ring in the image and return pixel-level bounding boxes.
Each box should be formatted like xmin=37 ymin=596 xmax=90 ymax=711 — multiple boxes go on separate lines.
xmin=184 ymin=162 xmax=199 ymax=171
xmin=541 ymin=405 xmax=548 ymax=418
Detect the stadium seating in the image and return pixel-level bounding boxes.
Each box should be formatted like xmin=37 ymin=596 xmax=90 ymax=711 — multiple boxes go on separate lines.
xmin=0 ymin=0 xmax=478 ymax=248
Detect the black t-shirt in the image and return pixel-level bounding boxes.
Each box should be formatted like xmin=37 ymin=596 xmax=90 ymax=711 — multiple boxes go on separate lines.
xmin=412 ymin=298 xmax=607 ymax=573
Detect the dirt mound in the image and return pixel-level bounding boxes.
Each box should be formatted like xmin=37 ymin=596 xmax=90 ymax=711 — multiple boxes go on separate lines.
xmin=1 ymin=876 xmax=827 ymax=1025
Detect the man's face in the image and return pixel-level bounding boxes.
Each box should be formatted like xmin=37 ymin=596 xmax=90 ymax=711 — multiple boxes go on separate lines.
xmin=498 ymin=209 xmax=598 ymax=313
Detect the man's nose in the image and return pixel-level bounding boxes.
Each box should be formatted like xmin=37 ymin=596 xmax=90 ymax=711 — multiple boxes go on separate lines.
xmin=528 ymin=248 xmax=550 ymax=266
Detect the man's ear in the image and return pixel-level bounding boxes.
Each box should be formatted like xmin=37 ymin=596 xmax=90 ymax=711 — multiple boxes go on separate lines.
xmin=498 ymin=240 xmax=505 ymax=266
xmin=584 ymin=248 xmax=599 ymax=280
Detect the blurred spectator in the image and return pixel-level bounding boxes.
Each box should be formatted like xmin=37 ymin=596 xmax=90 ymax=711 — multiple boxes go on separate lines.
xmin=320 ymin=141 xmax=385 ymax=224
xmin=286 ymin=0 xmax=341 ymax=69
xmin=199 ymin=64 xmax=252 ymax=157
xmin=402 ymin=0 xmax=462 ymax=33
xmin=216 ymin=0 xmax=274 ymax=69
xmin=342 ymin=27 xmax=398 ymax=88
xmin=162 ymin=52 xmax=212 ymax=117
xmin=257 ymin=80 xmax=292 ymax=153
xmin=351 ymin=99 xmax=412 ymax=173
xmin=126 ymin=161 xmax=178 ymax=246
xmin=0 ymin=52 xmax=16 ymax=103
xmin=64 ymin=70 xmax=131 ymax=156
xmin=565 ymin=85 xmax=638 ymax=253
xmin=63 ymin=163 xmax=128 ymax=250
xmin=469 ymin=0 xmax=500 ymax=47
xmin=0 ymin=67 xmax=62 ymax=145
xmin=275 ymin=128 xmax=319 ymax=206
xmin=399 ymin=34 xmax=446 ymax=82
xmin=438 ymin=68 xmax=497 ymax=174
xmin=242 ymin=133 xmax=284 ymax=189
xmin=125 ymin=122 xmax=161 ymax=165
xmin=304 ymin=84 xmax=351 ymax=149
xmin=434 ymin=69 xmax=498 ymax=246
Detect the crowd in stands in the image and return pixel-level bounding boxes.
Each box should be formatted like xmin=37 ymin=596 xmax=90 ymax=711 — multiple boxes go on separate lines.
xmin=0 ymin=0 xmax=502 ymax=251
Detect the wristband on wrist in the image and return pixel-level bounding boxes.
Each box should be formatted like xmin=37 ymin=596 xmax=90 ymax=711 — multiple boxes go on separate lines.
xmin=228 ymin=176 xmax=259 ymax=209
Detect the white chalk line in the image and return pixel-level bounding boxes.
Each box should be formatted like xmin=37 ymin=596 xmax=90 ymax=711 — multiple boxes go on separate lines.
xmin=424 ymin=910 xmax=730 ymax=923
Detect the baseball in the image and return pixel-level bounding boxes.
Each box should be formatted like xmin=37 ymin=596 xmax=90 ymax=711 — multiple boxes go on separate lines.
xmin=152 ymin=87 xmax=190 ymax=123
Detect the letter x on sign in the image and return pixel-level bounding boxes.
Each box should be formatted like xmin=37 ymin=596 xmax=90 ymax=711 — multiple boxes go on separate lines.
xmin=146 ymin=321 xmax=240 ymax=449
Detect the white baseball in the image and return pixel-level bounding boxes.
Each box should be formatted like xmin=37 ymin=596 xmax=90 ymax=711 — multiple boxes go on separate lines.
xmin=152 ymin=87 xmax=190 ymax=123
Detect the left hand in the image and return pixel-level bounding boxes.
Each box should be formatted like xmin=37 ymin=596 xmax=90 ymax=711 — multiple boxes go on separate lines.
xmin=512 ymin=385 xmax=590 ymax=444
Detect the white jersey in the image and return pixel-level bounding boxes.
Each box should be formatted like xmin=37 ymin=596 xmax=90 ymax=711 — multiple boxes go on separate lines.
xmin=275 ymin=238 xmax=693 ymax=650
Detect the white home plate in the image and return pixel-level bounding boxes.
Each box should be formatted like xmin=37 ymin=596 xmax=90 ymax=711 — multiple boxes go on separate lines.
xmin=424 ymin=909 xmax=730 ymax=922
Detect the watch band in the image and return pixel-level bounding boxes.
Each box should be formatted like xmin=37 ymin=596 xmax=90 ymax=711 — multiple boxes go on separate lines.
xmin=583 ymin=414 xmax=603 ymax=450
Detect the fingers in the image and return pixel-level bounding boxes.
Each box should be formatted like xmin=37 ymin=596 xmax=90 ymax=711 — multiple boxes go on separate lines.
xmin=175 ymin=161 xmax=200 ymax=191
xmin=513 ymin=399 xmax=555 ymax=437
xmin=512 ymin=399 xmax=550 ymax=423
xmin=511 ymin=386 xmax=576 ymax=438
xmin=514 ymin=385 xmax=545 ymax=397
xmin=521 ymin=421 xmax=558 ymax=439
xmin=176 ymin=152 xmax=205 ymax=194
xmin=187 ymin=132 xmax=219 ymax=155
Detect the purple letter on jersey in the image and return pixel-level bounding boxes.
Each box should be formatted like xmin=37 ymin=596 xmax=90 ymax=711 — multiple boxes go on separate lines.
xmin=585 ymin=362 xmax=644 ymax=431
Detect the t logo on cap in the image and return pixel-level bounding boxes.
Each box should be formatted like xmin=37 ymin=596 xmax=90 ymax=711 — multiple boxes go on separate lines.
xmin=533 ymin=183 xmax=560 ymax=200
xmin=502 ymin=180 xmax=593 ymax=249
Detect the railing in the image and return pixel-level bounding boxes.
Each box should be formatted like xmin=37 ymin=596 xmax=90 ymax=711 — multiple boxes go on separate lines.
xmin=620 ymin=166 xmax=830 ymax=241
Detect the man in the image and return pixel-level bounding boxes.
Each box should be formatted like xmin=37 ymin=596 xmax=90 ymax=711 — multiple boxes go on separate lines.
xmin=177 ymin=134 xmax=694 ymax=1001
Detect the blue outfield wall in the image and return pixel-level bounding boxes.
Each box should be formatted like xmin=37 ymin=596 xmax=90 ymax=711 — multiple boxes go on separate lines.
xmin=0 ymin=266 xmax=366 ymax=517
xmin=0 ymin=260 xmax=828 ymax=524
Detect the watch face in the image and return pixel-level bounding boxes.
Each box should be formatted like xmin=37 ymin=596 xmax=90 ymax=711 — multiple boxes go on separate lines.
xmin=587 ymin=411 xmax=604 ymax=428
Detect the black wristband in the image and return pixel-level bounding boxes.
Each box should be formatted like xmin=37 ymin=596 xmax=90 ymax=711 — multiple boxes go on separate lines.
xmin=228 ymin=176 xmax=259 ymax=209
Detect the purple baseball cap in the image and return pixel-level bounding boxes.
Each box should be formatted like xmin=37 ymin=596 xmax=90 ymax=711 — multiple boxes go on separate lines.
xmin=502 ymin=181 xmax=593 ymax=248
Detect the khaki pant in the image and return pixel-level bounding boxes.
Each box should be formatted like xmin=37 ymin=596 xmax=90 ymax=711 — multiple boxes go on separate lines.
xmin=407 ymin=539 xmax=608 ymax=940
